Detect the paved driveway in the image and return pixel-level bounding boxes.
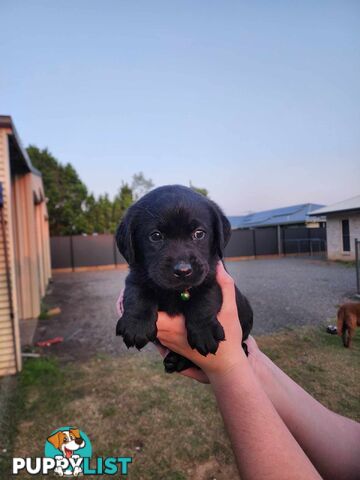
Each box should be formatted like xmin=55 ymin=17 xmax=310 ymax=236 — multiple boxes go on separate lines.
xmin=33 ymin=257 xmax=357 ymax=360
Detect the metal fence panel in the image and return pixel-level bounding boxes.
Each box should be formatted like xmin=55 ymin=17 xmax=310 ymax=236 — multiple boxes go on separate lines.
xmin=282 ymin=227 xmax=326 ymax=254
xmin=72 ymin=235 xmax=116 ymax=267
xmin=225 ymin=230 xmax=254 ymax=257
xmin=115 ymin=246 xmax=127 ymax=265
xmin=50 ymin=226 xmax=327 ymax=269
xmin=255 ymin=227 xmax=278 ymax=255
xmin=309 ymin=228 xmax=326 ymax=240
xmin=50 ymin=236 xmax=72 ymax=268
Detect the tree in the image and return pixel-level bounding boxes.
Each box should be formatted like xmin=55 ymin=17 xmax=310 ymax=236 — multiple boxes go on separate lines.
xmin=72 ymin=183 xmax=135 ymax=234
xmin=112 ymin=183 xmax=133 ymax=226
xmin=83 ymin=193 xmax=97 ymax=233
xmin=189 ymin=181 xmax=208 ymax=197
xmin=28 ymin=145 xmax=154 ymax=235
xmin=27 ymin=145 xmax=89 ymax=235
xmin=131 ymin=172 xmax=154 ymax=200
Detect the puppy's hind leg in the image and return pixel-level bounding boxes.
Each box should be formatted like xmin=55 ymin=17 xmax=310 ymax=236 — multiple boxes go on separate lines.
xmin=346 ymin=314 xmax=357 ymax=349
xmin=163 ymin=351 xmax=196 ymax=373
xmin=347 ymin=327 xmax=355 ymax=349
xmin=337 ymin=307 xmax=347 ymax=347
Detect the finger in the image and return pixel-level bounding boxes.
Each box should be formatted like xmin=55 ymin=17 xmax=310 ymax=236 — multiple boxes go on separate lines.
xmin=180 ymin=368 xmax=209 ymax=384
xmin=244 ymin=335 xmax=259 ymax=354
xmin=156 ymin=312 xmax=186 ymax=333
xmin=216 ymin=262 xmax=236 ymax=313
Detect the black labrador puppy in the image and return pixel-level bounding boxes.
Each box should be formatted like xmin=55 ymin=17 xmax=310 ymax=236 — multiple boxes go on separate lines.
xmin=116 ymin=185 xmax=253 ymax=373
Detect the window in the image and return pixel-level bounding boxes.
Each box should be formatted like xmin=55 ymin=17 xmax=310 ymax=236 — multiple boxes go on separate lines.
xmin=342 ymin=219 xmax=350 ymax=252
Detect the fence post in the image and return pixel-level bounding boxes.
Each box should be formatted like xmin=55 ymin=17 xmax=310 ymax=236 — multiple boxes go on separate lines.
xmin=70 ymin=234 xmax=75 ymax=272
xmin=283 ymin=228 xmax=286 ymax=255
xmin=277 ymin=225 xmax=282 ymax=256
xmin=113 ymin=237 xmax=118 ymax=267
xmin=355 ymin=238 xmax=360 ymax=295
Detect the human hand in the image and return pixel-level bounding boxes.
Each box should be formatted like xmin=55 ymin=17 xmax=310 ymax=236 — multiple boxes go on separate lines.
xmin=157 ymin=262 xmax=247 ymax=380
xmin=158 ymin=335 xmax=260 ymax=384
xmin=116 ymin=287 xmax=209 ymax=382
xmin=116 ymin=265 xmax=256 ymax=381
xmin=155 ymin=343 xmax=210 ymax=383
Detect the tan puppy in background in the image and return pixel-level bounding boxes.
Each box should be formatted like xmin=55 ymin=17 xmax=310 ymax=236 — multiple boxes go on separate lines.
xmin=337 ymin=303 xmax=360 ymax=348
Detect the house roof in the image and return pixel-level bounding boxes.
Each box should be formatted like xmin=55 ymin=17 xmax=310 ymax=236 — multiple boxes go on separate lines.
xmin=309 ymin=195 xmax=360 ymax=216
xmin=0 ymin=115 xmax=41 ymax=177
xmin=228 ymin=203 xmax=325 ymax=229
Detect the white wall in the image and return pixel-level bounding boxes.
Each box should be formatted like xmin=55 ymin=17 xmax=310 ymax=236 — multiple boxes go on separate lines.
xmin=326 ymin=211 xmax=360 ymax=261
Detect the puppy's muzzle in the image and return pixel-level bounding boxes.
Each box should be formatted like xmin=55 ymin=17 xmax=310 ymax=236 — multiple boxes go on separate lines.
xmin=173 ymin=262 xmax=192 ymax=278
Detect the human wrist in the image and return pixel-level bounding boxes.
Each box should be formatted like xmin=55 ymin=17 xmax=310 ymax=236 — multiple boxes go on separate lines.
xmin=247 ymin=347 xmax=292 ymax=412
xmin=206 ymin=349 xmax=248 ymax=386
xmin=247 ymin=345 xmax=271 ymax=380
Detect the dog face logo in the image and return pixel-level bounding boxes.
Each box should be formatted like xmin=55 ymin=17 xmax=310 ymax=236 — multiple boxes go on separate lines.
xmin=45 ymin=427 xmax=91 ymax=477
xmin=13 ymin=426 xmax=131 ymax=476
xmin=47 ymin=429 xmax=85 ymax=459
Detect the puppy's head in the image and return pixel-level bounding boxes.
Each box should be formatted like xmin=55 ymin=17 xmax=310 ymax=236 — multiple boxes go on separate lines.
xmin=47 ymin=429 xmax=85 ymax=458
xmin=116 ymin=185 xmax=231 ymax=290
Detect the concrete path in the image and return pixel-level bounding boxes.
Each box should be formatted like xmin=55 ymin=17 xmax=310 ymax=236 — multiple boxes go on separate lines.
xmin=32 ymin=257 xmax=357 ymax=361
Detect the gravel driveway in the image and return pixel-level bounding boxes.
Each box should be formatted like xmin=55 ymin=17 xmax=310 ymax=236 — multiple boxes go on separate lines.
xmin=33 ymin=257 xmax=357 ymax=360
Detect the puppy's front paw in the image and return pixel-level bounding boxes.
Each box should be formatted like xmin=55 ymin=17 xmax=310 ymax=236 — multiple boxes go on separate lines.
xmin=116 ymin=313 xmax=157 ymax=350
xmin=54 ymin=466 xmax=64 ymax=476
xmin=187 ymin=320 xmax=225 ymax=356
xmin=73 ymin=466 xmax=81 ymax=476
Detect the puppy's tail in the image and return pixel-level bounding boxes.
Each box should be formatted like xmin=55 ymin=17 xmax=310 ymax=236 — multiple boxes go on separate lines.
xmin=337 ymin=306 xmax=349 ymax=348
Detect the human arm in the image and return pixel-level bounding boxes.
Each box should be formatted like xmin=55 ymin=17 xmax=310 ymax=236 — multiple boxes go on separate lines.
xmin=156 ymin=311 xmax=360 ymax=480
xmin=156 ymin=263 xmax=321 ymax=480
xmin=247 ymin=336 xmax=360 ymax=480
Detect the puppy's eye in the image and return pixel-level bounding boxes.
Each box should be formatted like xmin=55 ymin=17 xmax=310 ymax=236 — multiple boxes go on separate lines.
xmin=149 ymin=231 xmax=164 ymax=243
xmin=63 ymin=438 xmax=68 ymax=443
xmin=192 ymin=229 xmax=206 ymax=240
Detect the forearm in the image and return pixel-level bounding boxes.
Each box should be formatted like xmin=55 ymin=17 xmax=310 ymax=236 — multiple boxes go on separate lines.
xmin=250 ymin=348 xmax=360 ymax=480
xmin=208 ymin=359 xmax=321 ymax=480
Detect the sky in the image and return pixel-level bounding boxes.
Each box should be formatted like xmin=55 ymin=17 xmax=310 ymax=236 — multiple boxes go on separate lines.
xmin=1 ymin=1 xmax=359 ymax=215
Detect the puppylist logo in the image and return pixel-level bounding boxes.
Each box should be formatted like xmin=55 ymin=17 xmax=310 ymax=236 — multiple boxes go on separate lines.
xmin=12 ymin=426 xmax=132 ymax=476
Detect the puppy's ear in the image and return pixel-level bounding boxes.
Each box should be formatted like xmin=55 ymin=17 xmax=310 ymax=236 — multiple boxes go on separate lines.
xmin=210 ymin=201 xmax=231 ymax=258
xmin=47 ymin=431 xmax=63 ymax=450
xmin=70 ymin=428 xmax=80 ymax=438
xmin=115 ymin=208 xmax=136 ymax=265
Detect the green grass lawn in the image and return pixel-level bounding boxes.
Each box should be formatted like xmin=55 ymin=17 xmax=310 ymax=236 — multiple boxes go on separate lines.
xmin=1 ymin=326 xmax=359 ymax=479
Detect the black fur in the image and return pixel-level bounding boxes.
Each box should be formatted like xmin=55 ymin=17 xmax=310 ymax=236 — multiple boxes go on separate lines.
xmin=115 ymin=185 xmax=253 ymax=373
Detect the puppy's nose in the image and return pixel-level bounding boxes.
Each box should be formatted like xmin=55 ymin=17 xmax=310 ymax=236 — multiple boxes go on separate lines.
xmin=75 ymin=438 xmax=83 ymax=445
xmin=173 ymin=262 xmax=192 ymax=278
